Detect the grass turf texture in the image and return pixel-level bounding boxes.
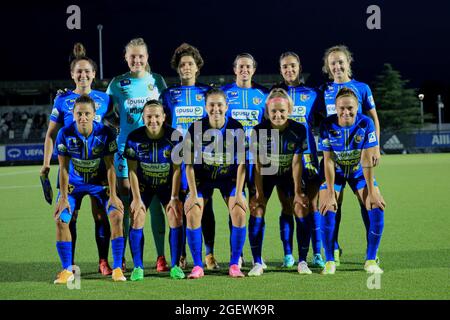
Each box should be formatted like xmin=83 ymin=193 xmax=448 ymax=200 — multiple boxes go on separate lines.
xmin=0 ymin=154 xmax=449 ymax=300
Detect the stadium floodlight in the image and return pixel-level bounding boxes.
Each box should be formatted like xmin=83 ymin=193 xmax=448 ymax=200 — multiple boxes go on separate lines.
xmin=418 ymin=94 xmax=424 ymax=125
xmin=97 ymin=24 xmax=104 ymax=80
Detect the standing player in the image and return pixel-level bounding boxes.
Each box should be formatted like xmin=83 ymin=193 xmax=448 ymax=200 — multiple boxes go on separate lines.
xmin=41 ymin=43 xmax=113 ymax=275
xmin=160 ymin=43 xmax=215 ymax=269
xmin=319 ymin=45 xmax=381 ymax=265
xmin=107 ymin=38 xmax=169 ymax=272
xmin=274 ymin=52 xmax=324 ymax=268
xmin=318 ymin=88 xmax=385 ymax=275
xmin=248 ymin=88 xmax=310 ymax=276
xmin=124 ymin=100 xmax=185 ymax=281
xmin=221 ymin=53 xmax=268 ymax=268
xmin=184 ymin=88 xmax=247 ymax=279
xmin=53 ymin=95 xmax=126 ymax=284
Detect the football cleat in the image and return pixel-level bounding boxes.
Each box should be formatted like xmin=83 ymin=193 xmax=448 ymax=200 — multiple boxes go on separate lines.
xmin=282 ymin=254 xmax=295 ymax=268
xmin=334 ymin=248 xmax=343 ymax=266
xmin=229 ymin=264 xmax=245 ymax=278
xmin=297 ymin=261 xmax=312 ymax=275
xmin=98 ymin=259 xmax=113 ymax=276
xmin=54 ymin=269 xmax=75 ymax=284
xmin=188 ymin=266 xmax=204 ymax=279
xmin=311 ymin=253 xmax=325 ymax=268
xmin=112 ymin=268 xmax=126 ymax=282
xmin=248 ymin=263 xmax=264 ymax=277
xmin=156 ymin=256 xmax=169 ymax=272
xmin=364 ymin=260 xmax=384 ymax=274
xmin=321 ymin=261 xmax=336 ymax=275
xmin=205 ymin=253 xmax=220 ymax=270
xmin=252 ymin=257 xmax=268 ymax=269
xmin=170 ymin=266 xmax=186 ymax=280
xmin=130 ymin=267 xmax=144 ymax=281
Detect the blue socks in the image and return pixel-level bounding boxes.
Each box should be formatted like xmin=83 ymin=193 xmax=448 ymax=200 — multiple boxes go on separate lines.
xmin=169 ymin=227 xmax=183 ymax=267
xmin=367 ymin=208 xmax=384 ymax=260
xmin=279 ymin=213 xmax=294 ymax=255
xmin=111 ymin=237 xmax=124 ymax=269
xmin=186 ymin=227 xmax=203 ymax=267
xmin=321 ymin=211 xmax=336 ymax=262
xmin=129 ymin=228 xmax=144 ymax=268
xmin=248 ymin=216 xmax=265 ymax=264
xmin=310 ymin=211 xmax=322 ymax=254
xmin=295 ymin=217 xmax=311 ymax=262
xmin=56 ymin=241 xmax=72 ymax=271
xmin=230 ymin=226 xmax=246 ymax=266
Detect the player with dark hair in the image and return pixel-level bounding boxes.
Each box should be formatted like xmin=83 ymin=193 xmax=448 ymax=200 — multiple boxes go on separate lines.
xmin=124 ymin=100 xmax=185 ymax=281
xmin=41 ymin=43 xmax=113 ymax=275
xmin=318 ymin=88 xmax=385 ymax=275
xmin=161 ymin=43 xmax=216 ymax=269
xmin=273 ymin=52 xmax=325 ymax=268
xmin=53 ymin=95 xmax=126 ymax=283
xmin=319 ymin=45 xmax=381 ymax=266
xmin=107 ymin=38 xmax=169 ymax=272
xmin=183 ymin=88 xmax=247 ymax=279
xmin=248 ymin=88 xmax=310 ymax=276
xmin=221 ymin=53 xmax=269 ymax=269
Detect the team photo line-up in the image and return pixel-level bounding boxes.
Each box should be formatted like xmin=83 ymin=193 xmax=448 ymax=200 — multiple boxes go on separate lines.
xmin=43 ymin=38 xmax=386 ymax=284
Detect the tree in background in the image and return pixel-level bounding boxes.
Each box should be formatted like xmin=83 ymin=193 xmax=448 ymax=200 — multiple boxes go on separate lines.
xmin=372 ymin=63 xmax=430 ymax=132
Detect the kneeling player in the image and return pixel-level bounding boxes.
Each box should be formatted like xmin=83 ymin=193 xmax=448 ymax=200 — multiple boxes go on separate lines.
xmin=318 ymin=88 xmax=386 ymax=275
xmin=184 ymin=88 xmax=247 ymax=279
xmin=53 ymin=95 xmax=125 ymax=284
xmin=125 ymin=100 xmax=185 ymax=281
xmin=249 ymin=88 xmax=310 ymax=276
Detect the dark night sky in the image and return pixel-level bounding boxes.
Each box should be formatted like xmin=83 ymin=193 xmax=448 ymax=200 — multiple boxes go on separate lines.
xmin=1 ymin=0 xmax=450 ymax=118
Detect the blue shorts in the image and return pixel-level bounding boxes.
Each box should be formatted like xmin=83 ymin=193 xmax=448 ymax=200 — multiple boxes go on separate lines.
xmin=57 ymin=183 xmax=113 ymax=224
xmin=115 ymin=145 xmax=128 ymax=179
xmin=319 ymin=166 xmax=378 ymax=193
xmin=191 ymin=178 xmax=245 ymax=200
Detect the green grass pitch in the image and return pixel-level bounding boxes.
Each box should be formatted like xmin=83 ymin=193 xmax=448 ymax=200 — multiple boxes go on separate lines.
xmin=0 ymin=153 xmax=449 ymax=300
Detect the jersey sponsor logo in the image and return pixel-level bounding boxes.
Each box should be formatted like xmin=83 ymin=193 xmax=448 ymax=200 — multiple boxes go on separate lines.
xmin=326 ymin=104 xmax=336 ymax=115
xmin=120 ymin=79 xmax=131 ymax=87
xmin=292 ymin=106 xmax=306 ymax=116
xmin=71 ymin=158 xmax=101 ymax=174
xmin=327 ymin=85 xmax=334 ymax=92
xmin=368 ymin=132 xmax=377 ymax=143
xmin=125 ymin=147 xmax=136 ymax=158
xmin=175 ymin=106 xmax=203 ymax=117
xmin=329 ymin=129 xmax=341 ymax=138
xmin=253 ymin=97 xmax=262 ymax=105
xmin=51 ymin=108 xmax=59 ymax=118
xmin=354 ymin=134 xmax=364 ymax=144
xmin=171 ymin=89 xmax=182 ymax=97
xmin=196 ymin=94 xmax=204 ymax=102
xmin=136 ymin=143 xmax=149 ymax=152
xmin=57 ymin=144 xmax=67 ymax=153
xmin=126 ymin=97 xmax=150 ymax=108
xmin=231 ymin=109 xmax=259 ymax=120
xmin=300 ymin=94 xmax=310 ymax=102
xmin=227 ymin=91 xmax=239 ymax=100
xmin=163 ymin=149 xmax=171 ymax=158
xmin=67 ymin=137 xmax=81 ymax=151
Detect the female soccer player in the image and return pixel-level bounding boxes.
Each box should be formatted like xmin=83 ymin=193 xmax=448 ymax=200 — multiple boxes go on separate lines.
xmin=221 ymin=53 xmax=269 ymax=269
xmin=184 ymin=88 xmax=247 ymax=279
xmin=125 ymin=100 xmax=185 ymax=281
xmin=274 ymin=52 xmax=324 ymax=268
xmin=160 ymin=43 xmax=215 ymax=270
xmin=319 ymin=45 xmax=381 ymax=265
xmin=107 ymin=38 xmax=169 ymax=272
xmin=53 ymin=95 xmax=125 ymax=284
xmin=248 ymin=88 xmax=310 ymax=276
xmin=318 ymin=88 xmax=386 ymax=275
xmin=40 ymin=43 xmax=113 ymax=275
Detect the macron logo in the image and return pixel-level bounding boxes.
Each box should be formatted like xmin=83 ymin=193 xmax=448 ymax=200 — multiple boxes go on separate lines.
xmin=383 ymin=135 xmax=404 ymax=149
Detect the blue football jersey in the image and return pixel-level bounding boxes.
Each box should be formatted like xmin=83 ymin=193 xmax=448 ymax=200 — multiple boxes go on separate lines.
xmin=318 ymin=114 xmax=378 ymax=177
xmin=50 ymin=90 xmax=109 ymax=126
xmin=161 ymin=83 xmax=210 ymax=136
xmin=221 ymin=82 xmax=269 ymax=134
xmin=106 ymin=71 xmax=167 ymax=147
xmin=319 ymin=79 xmax=376 ymax=117
xmin=187 ymin=117 xmax=244 ymax=181
xmin=124 ymin=125 xmax=181 ymax=188
xmin=55 ymin=122 xmax=118 ymax=186
xmin=251 ymin=119 xmax=307 ymax=177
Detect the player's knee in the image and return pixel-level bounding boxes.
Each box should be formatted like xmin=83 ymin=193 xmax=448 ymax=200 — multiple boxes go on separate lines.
xmin=131 ymin=209 xmax=146 ymax=229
